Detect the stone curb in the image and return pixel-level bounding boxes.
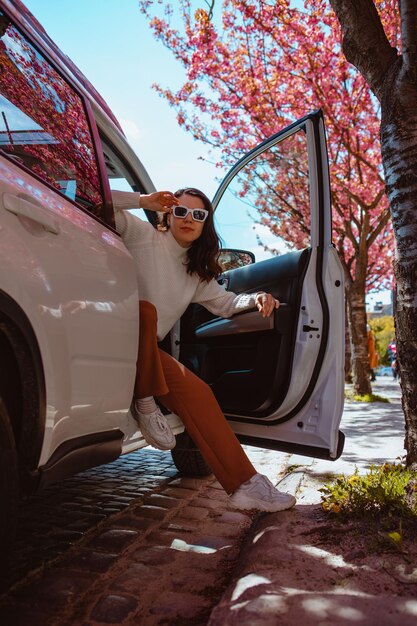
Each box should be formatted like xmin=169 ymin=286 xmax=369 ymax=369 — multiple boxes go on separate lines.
xmin=206 ymin=464 xmax=312 ymax=626
xmin=207 ymin=463 xmax=417 ymax=626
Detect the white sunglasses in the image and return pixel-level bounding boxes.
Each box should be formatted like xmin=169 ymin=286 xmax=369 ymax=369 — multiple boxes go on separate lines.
xmin=172 ymin=205 xmax=209 ymax=222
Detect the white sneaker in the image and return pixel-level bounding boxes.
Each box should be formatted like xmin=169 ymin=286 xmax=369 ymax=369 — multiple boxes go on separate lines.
xmin=229 ymin=473 xmax=296 ymax=512
xmin=132 ymin=401 xmax=175 ymax=451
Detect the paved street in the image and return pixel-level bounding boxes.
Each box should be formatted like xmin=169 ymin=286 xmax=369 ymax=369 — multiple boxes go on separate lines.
xmin=6 ymin=450 xmax=178 ymax=590
xmin=0 ymin=443 xmax=289 ymax=625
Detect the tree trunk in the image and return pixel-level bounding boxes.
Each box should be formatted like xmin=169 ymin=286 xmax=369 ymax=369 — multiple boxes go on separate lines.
xmin=344 ymin=285 xmax=353 ymax=383
xmin=347 ymin=283 xmax=371 ymax=396
xmin=380 ymin=65 xmax=417 ymax=467
xmin=345 ymin=323 xmax=353 ymax=383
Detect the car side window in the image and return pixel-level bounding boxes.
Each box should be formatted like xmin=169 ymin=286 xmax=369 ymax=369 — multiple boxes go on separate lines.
xmin=0 ymin=11 xmax=104 ymax=216
xmin=100 ymin=135 xmax=152 ymax=224
xmin=101 ymin=137 xmax=137 ymax=194
xmin=215 ymin=128 xmax=311 ymax=257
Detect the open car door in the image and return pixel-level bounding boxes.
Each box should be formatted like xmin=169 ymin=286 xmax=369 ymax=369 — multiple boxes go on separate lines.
xmin=178 ymin=110 xmax=345 ymax=460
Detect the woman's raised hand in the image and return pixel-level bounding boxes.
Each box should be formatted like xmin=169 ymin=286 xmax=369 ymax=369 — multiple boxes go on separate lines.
xmin=255 ymin=292 xmax=280 ymax=317
xmin=140 ymin=191 xmax=178 ymax=212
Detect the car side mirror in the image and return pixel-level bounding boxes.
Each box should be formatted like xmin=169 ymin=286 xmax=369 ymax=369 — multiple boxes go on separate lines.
xmin=218 ymin=249 xmax=255 ymax=271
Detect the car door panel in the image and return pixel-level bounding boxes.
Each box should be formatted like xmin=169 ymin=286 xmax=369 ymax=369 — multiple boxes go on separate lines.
xmin=180 ymin=248 xmax=310 ymax=415
xmin=178 ymin=111 xmax=345 ymax=460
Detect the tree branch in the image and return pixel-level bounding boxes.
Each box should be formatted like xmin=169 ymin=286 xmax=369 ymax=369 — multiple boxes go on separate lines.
xmin=367 ymin=207 xmax=391 ymax=247
xmin=329 ymin=0 xmax=399 ymax=100
xmin=203 ymin=0 xmax=215 ymax=21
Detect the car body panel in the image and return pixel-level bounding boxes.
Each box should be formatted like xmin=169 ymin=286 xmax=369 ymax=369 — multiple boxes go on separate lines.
xmin=0 ymin=155 xmax=139 ymax=464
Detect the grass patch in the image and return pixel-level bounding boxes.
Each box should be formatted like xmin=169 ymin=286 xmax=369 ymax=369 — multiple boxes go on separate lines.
xmin=344 ymin=389 xmax=390 ymax=403
xmin=354 ymin=393 xmax=390 ymax=403
xmin=319 ymin=462 xmax=417 ymax=555
xmin=320 ymin=462 xmax=417 ymax=520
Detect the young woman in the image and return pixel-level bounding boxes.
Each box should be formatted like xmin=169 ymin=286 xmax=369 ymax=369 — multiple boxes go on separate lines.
xmin=111 ymin=187 xmax=296 ymax=512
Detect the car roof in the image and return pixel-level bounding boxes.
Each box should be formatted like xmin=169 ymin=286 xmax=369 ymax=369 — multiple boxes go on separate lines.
xmin=1 ymin=0 xmax=124 ymax=134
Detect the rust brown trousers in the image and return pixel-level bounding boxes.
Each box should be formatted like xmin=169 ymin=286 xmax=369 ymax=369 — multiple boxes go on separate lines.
xmin=135 ymin=301 xmax=256 ymax=494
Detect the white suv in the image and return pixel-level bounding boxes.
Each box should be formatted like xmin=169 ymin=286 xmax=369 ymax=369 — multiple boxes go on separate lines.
xmin=0 ymin=0 xmax=345 ymax=570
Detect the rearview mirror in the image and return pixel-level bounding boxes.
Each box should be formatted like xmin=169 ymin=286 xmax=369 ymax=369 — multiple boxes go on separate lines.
xmin=218 ymin=249 xmax=255 ymax=271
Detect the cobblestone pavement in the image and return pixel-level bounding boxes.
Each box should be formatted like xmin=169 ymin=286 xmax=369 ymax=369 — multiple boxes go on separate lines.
xmin=5 ymin=449 xmax=177 ymax=590
xmin=0 ymin=445 xmax=289 ymax=626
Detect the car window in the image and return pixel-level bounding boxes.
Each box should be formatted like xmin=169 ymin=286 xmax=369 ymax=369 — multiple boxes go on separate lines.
xmin=0 ymin=10 xmax=103 ymax=216
xmin=214 ymin=128 xmax=311 ymax=258
xmin=100 ymin=134 xmax=151 ymax=224
xmin=101 ymin=136 xmax=138 ymax=193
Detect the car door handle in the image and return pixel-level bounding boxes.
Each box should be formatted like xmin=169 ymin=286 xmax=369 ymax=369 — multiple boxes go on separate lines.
xmin=3 ymin=192 xmax=60 ymax=235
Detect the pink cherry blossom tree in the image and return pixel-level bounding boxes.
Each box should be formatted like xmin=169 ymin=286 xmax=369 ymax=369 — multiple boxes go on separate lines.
xmin=139 ymin=0 xmax=398 ymax=395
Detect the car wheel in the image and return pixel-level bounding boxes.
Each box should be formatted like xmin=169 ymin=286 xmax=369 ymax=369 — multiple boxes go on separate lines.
xmin=0 ymin=397 xmax=19 ymax=583
xmin=171 ymin=430 xmax=213 ymax=477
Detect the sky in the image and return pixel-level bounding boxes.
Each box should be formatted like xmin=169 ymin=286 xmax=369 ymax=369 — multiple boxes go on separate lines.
xmin=21 ymin=0 xmax=392 ymax=305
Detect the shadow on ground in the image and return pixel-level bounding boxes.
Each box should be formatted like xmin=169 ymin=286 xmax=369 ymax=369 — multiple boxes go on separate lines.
xmin=209 ymin=500 xmax=417 ymax=626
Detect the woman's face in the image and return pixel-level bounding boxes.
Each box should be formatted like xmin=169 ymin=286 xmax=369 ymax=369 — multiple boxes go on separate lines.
xmin=168 ymin=193 xmax=207 ymax=248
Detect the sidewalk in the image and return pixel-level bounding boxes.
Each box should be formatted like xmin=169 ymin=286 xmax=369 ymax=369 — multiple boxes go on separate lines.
xmin=209 ymin=379 xmax=417 ymax=626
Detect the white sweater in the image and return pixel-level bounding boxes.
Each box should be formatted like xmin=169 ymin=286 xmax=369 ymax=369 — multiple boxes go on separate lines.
xmin=115 ymin=210 xmax=258 ymax=340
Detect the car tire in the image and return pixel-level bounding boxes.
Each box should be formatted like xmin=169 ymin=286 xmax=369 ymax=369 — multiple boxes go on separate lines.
xmin=171 ymin=431 xmax=213 ymax=477
xmin=0 ymin=397 xmax=19 ymax=583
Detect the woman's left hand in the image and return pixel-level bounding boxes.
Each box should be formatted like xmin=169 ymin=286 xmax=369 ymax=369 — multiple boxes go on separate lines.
xmin=255 ymin=292 xmax=280 ymax=317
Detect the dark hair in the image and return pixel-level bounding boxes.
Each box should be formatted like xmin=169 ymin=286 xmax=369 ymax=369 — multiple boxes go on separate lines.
xmin=161 ymin=187 xmax=223 ymax=282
